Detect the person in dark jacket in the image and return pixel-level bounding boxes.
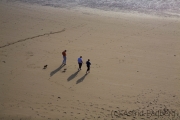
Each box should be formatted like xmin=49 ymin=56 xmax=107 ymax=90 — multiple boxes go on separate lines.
xmin=86 ymin=59 xmax=91 ymax=74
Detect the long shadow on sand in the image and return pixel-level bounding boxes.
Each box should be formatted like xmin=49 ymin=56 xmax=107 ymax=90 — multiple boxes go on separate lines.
xmin=76 ymin=74 xmax=87 ymax=84
xmin=67 ymin=70 xmax=79 ymax=81
xmin=50 ymin=64 xmax=65 ymax=77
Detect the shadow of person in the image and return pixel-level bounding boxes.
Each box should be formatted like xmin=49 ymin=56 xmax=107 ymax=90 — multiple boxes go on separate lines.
xmin=50 ymin=64 xmax=65 ymax=77
xmin=67 ymin=70 xmax=79 ymax=81
xmin=76 ymin=74 xmax=87 ymax=84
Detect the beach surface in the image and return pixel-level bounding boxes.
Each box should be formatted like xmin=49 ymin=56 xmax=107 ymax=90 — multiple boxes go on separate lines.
xmin=0 ymin=1 xmax=180 ymax=120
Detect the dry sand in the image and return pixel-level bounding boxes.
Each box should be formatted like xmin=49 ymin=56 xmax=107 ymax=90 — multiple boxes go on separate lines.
xmin=0 ymin=1 xmax=180 ymax=120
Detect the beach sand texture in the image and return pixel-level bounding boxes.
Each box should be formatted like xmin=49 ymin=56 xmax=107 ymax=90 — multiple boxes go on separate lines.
xmin=0 ymin=1 xmax=180 ymax=120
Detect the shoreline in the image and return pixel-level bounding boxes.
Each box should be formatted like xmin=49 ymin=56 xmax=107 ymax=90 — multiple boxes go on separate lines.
xmin=1 ymin=0 xmax=180 ymax=19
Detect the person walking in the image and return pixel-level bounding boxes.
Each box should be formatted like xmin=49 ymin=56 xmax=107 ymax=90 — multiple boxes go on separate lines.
xmin=78 ymin=56 xmax=83 ymax=70
xmin=62 ymin=50 xmax=66 ymax=65
xmin=86 ymin=59 xmax=91 ymax=74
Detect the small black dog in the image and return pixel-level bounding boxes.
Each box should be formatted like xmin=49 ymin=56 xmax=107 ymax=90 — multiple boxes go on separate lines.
xmin=43 ymin=65 xmax=48 ymax=69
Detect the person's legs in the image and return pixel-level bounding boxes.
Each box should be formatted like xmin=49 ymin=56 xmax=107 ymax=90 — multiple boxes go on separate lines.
xmin=78 ymin=63 xmax=82 ymax=70
xmin=79 ymin=63 xmax=82 ymax=69
xmin=78 ymin=63 xmax=80 ymax=70
xmin=62 ymin=56 xmax=65 ymax=64
xmin=86 ymin=66 xmax=90 ymax=74
xmin=64 ymin=56 xmax=66 ymax=64
xmin=63 ymin=56 xmax=66 ymax=64
xmin=80 ymin=63 xmax=82 ymax=68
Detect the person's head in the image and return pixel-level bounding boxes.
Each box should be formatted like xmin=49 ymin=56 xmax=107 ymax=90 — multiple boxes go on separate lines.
xmin=88 ymin=59 xmax=90 ymax=61
xmin=80 ymin=56 xmax=82 ymax=58
xmin=64 ymin=50 xmax=66 ymax=52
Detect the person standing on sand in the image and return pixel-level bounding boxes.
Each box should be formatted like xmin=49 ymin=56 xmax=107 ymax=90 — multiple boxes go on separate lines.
xmin=78 ymin=56 xmax=83 ymax=70
xmin=86 ymin=59 xmax=91 ymax=74
xmin=62 ymin=50 xmax=66 ymax=65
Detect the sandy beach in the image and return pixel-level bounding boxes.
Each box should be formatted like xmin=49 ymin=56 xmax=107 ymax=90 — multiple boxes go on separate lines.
xmin=0 ymin=1 xmax=180 ymax=120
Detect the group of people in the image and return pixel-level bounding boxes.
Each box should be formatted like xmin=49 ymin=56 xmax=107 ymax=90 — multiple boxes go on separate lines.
xmin=62 ymin=50 xmax=91 ymax=74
